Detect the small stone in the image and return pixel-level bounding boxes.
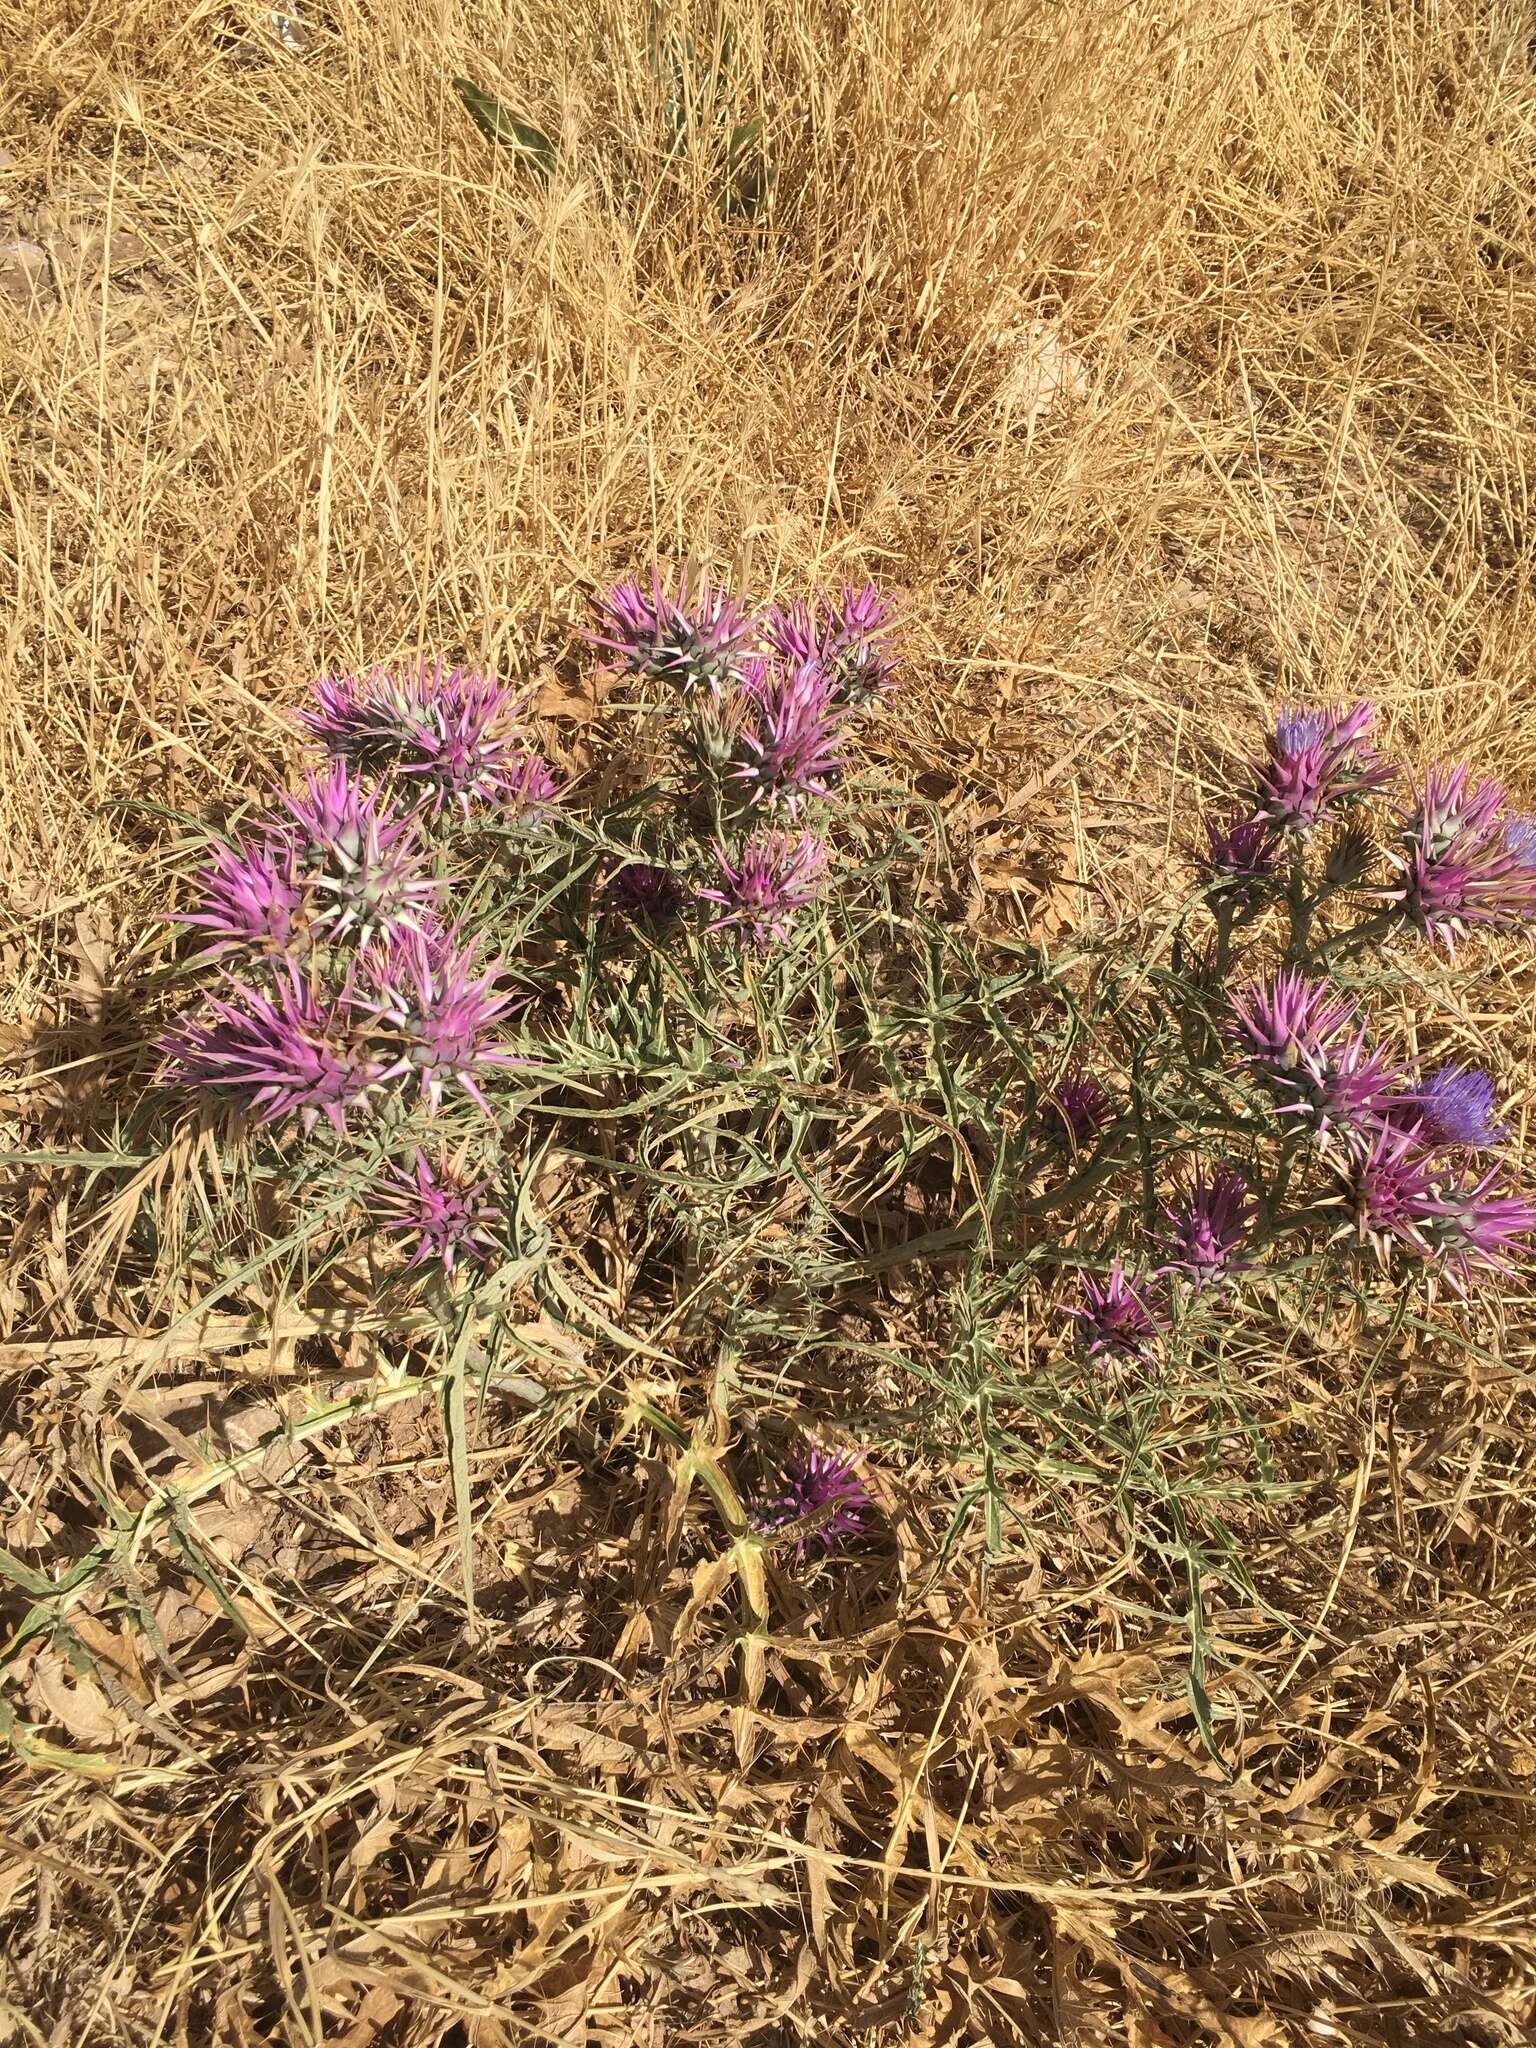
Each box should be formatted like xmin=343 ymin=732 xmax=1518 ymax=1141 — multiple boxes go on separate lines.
xmin=79 ymin=226 xmax=151 ymax=275
xmin=0 ymin=237 xmax=50 ymax=312
xmin=992 ymin=317 xmax=1090 ymax=425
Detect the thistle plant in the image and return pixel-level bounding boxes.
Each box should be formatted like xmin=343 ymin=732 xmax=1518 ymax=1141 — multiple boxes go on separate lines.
xmin=1247 ymin=700 xmax=1394 ymax=832
xmin=1385 ymin=766 xmax=1536 ymax=946
xmin=727 ymin=658 xmax=847 ymax=815
xmin=1062 ymin=1259 xmax=1163 ymax=1370
xmin=1160 ymin=1165 xmax=1253 ymax=1290
xmin=1042 ymin=1066 xmax=1114 ymax=1148
xmin=587 ymin=566 xmax=756 ymax=700
xmin=133 ymin=602 xmax=1534 ymax=1621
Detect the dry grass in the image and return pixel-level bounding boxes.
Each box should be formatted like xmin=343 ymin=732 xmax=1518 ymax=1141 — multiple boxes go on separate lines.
xmin=3 ymin=0 xmax=1536 ymax=2041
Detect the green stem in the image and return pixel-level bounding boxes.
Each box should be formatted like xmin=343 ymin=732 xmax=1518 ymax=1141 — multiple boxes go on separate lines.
xmin=1284 ymin=838 xmax=1310 ymax=960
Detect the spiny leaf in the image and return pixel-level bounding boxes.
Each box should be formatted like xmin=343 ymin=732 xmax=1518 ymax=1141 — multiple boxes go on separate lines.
xmin=452 ymin=78 xmax=557 ymax=180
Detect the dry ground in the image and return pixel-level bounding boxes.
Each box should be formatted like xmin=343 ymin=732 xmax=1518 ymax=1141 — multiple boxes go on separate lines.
xmin=3 ymin=1 xmax=1536 ymax=2042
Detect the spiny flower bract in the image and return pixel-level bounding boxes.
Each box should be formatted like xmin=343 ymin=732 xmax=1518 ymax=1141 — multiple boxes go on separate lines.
xmin=358 ymin=926 xmax=521 ymax=1114
xmin=1061 ymin=1257 xmax=1162 ymax=1368
xmin=587 ymin=567 xmax=755 ymax=701
xmin=280 ymin=761 xmax=439 ymax=947
xmin=1337 ymin=1125 xmax=1536 ymax=1292
xmin=728 ymin=658 xmax=847 ymax=815
xmin=1249 ymin=700 xmax=1394 ymax=832
xmin=1042 ymin=1067 xmax=1113 ymax=1148
xmin=159 ymin=968 xmax=383 ymax=1134
xmin=1199 ymin=810 xmax=1279 ymax=902
xmin=299 ymin=662 xmax=553 ymax=818
xmin=764 ymin=583 xmax=899 ymax=707
xmin=1160 ymin=1164 xmax=1252 ymax=1289
xmin=1422 ymin=1170 xmax=1536 ymax=1292
xmin=600 ymin=860 xmax=687 ymax=927
xmin=376 ymin=1152 xmax=504 ymax=1273
xmin=1385 ymin=764 xmax=1536 ymax=946
xmin=1228 ymin=968 xmax=1397 ymax=1147
xmin=700 ymin=830 xmax=829 ymax=947
xmin=175 ymin=833 xmax=305 ymax=959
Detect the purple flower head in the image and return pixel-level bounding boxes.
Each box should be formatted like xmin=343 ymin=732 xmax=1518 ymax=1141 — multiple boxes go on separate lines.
xmin=1160 ymin=1164 xmax=1253 ymax=1289
xmin=280 ymin=762 xmax=439 ymax=947
xmin=175 ymin=834 xmax=305 ymax=959
xmin=1338 ymin=1121 xmax=1446 ymax=1265
xmin=1042 ymin=1067 xmax=1113 ymax=1148
xmin=601 ymin=860 xmax=686 ymax=927
xmin=824 ymin=583 xmax=900 ymax=704
xmin=762 ymin=598 xmax=821 ymax=669
xmin=1061 ymin=1257 xmax=1162 ymax=1369
xmin=751 ymin=1443 xmax=871 ymax=1558
xmin=159 ymin=967 xmax=383 ymax=1134
xmin=1385 ymin=767 xmax=1536 ymax=947
xmin=1397 ymin=1064 xmax=1509 ymax=1151
xmin=376 ymin=1152 xmax=504 ymax=1274
xmin=766 ymin=584 xmax=900 ymax=707
xmin=1227 ymin=968 xmax=1396 ymax=1147
xmin=586 ymin=567 xmax=755 ymax=701
xmin=1199 ymin=809 xmax=1280 ymax=903
xmin=1422 ymin=1169 xmax=1536 ymax=1293
xmin=1249 ymin=700 xmax=1395 ymax=832
xmin=1338 ymin=1127 xmax=1536 ymax=1292
xmin=299 ymin=663 xmax=550 ymax=819
xmin=700 ymin=829 xmax=829 ymax=947
xmin=728 ymin=658 xmax=848 ymax=815
xmin=358 ymin=926 xmax=522 ymax=1114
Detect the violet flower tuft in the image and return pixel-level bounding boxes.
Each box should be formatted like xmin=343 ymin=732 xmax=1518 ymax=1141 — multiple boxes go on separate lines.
xmin=1400 ymin=1064 xmax=1508 ymax=1151
xmin=752 ymin=1444 xmax=872 ymax=1558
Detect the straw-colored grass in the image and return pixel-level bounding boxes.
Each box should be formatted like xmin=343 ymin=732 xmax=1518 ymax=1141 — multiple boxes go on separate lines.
xmin=3 ymin=1 xmax=1536 ymax=2041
